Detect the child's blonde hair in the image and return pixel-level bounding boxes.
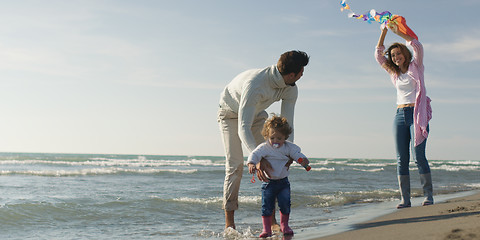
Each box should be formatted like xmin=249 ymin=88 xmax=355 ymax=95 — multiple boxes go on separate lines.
xmin=262 ymin=115 xmax=293 ymax=140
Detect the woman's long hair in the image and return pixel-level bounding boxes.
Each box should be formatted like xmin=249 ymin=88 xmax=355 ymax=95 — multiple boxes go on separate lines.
xmin=383 ymin=43 xmax=412 ymax=76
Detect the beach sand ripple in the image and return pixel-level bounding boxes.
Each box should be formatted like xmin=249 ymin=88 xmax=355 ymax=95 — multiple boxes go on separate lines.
xmin=316 ymin=192 xmax=480 ymax=240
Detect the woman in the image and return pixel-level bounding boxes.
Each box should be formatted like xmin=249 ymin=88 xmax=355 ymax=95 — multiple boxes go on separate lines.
xmin=375 ymin=23 xmax=433 ymax=209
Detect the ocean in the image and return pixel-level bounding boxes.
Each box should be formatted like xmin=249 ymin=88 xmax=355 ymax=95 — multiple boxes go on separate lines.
xmin=0 ymin=152 xmax=478 ymax=239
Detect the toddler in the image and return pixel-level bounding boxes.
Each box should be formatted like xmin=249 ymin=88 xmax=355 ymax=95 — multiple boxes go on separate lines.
xmin=247 ymin=115 xmax=310 ymax=237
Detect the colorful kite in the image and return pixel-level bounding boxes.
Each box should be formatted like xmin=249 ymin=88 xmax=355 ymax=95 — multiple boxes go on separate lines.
xmin=340 ymin=0 xmax=418 ymax=40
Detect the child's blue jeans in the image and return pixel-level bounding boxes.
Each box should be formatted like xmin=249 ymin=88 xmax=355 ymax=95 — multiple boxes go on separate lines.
xmin=261 ymin=177 xmax=291 ymax=216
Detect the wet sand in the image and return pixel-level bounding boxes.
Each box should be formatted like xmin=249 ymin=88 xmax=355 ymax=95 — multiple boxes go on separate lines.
xmin=315 ymin=192 xmax=480 ymax=240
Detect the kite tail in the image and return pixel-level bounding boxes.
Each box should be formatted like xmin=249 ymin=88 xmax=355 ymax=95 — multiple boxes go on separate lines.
xmin=389 ymin=15 xmax=418 ymax=40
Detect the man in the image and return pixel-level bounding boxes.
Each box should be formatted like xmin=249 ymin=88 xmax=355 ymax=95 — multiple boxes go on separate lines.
xmin=217 ymin=50 xmax=310 ymax=229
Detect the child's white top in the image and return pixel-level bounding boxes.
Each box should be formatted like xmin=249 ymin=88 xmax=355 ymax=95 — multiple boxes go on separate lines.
xmin=247 ymin=141 xmax=306 ymax=180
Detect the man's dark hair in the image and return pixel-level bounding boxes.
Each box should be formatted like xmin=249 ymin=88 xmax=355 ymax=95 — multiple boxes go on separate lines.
xmin=277 ymin=50 xmax=310 ymax=75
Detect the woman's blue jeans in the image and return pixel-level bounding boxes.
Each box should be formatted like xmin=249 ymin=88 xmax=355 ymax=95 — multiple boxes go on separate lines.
xmin=261 ymin=177 xmax=291 ymax=216
xmin=394 ymin=107 xmax=430 ymax=176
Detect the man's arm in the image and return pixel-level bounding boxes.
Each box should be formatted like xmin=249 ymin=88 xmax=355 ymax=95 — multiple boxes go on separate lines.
xmin=280 ymin=88 xmax=297 ymax=142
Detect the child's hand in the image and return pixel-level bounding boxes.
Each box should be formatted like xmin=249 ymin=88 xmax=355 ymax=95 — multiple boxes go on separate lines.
xmin=300 ymin=157 xmax=310 ymax=167
xmin=248 ymin=163 xmax=256 ymax=174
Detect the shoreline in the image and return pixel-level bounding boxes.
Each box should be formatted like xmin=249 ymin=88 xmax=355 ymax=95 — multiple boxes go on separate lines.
xmin=305 ymin=190 xmax=480 ymax=240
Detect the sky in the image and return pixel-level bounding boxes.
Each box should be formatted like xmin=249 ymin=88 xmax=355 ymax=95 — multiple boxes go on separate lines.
xmin=0 ymin=0 xmax=479 ymax=160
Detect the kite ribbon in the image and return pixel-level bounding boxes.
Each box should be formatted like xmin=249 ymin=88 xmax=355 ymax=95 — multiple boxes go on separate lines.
xmin=340 ymin=0 xmax=418 ymax=40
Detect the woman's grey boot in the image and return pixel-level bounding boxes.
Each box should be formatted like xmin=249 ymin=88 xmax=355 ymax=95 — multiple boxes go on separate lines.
xmin=420 ymin=173 xmax=434 ymax=206
xmin=397 ymin=175 xmax=411 ymax=209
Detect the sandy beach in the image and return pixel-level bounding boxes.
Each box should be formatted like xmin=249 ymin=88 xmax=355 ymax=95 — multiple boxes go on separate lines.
xmin=315 ymin=192 xmax=480 ymax=240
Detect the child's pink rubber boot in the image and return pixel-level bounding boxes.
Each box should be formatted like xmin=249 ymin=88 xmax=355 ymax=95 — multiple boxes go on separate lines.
xmin=259 ymin=215 xmax=272 ymax=238
xmin=280 ymin=213 xmax=294 ymax=235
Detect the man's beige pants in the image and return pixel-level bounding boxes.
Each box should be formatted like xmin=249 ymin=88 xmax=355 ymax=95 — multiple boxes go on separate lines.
xmin=218 ymin=108 xmax=267 ymax=211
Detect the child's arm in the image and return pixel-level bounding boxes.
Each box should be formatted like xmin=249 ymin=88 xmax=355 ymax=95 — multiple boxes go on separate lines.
xmin=247 ymin=148 xmax=262 ymax=174
xmin=247 ymin=163 xmax=256 ymax=174
xmin=247 ymin=143 xmax=273 ymax=181
xmin=286 ymin=142 xmax=311 ymax=171
xmin=297 ymin=157 xmax=311 ymax=171
xmin=297 ymin=157 xmax=310 ymax=166
xmin=247 ymin=155 xmax=260 ymax=174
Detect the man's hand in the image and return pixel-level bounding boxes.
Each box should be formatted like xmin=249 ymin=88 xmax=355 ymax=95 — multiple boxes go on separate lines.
xmin=284 ymin=157 xmax=294 ymax=170
xmin=256 ymin=158 xmax=272 ymax=182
